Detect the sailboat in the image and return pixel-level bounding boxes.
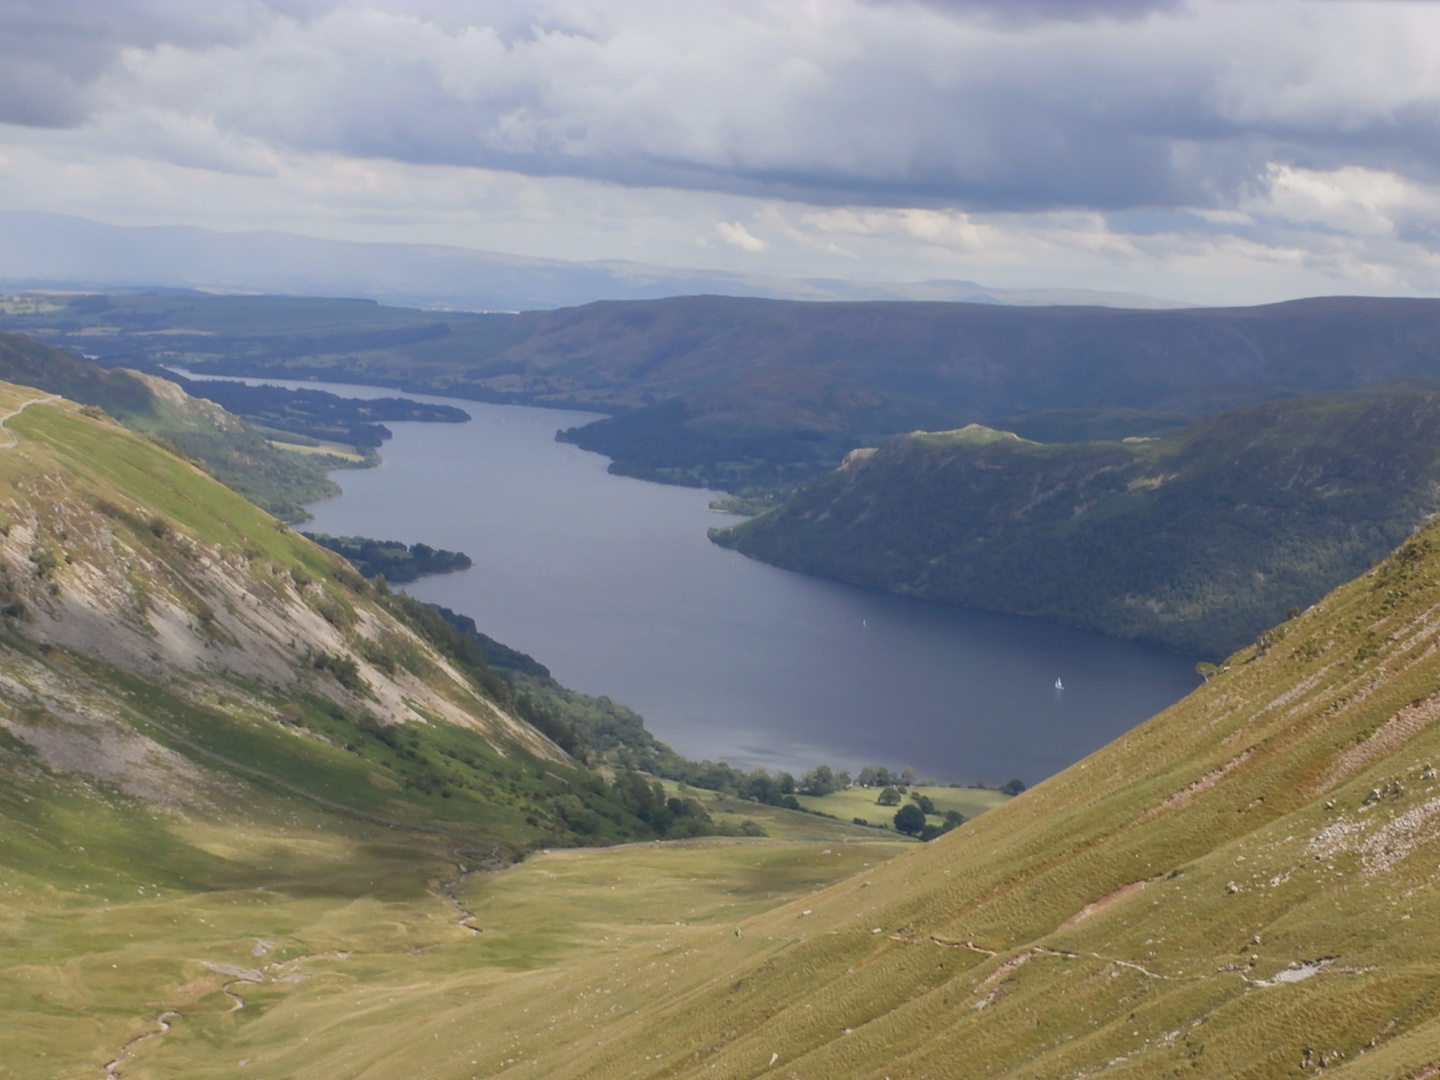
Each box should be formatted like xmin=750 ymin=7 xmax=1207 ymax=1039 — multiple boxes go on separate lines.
xmin=1054 ymin=677 xmax=1064 ymax=690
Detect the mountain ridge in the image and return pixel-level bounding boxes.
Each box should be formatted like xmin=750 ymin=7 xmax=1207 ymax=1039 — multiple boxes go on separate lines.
xmin=17 ymin=288 xmax=1440 ymax=498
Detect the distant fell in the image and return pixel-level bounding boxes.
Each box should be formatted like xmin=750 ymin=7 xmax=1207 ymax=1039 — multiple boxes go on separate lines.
xmin=554 ymin=294 xmax=1440 ymax=491
xmin=716 ymin=383 xmax=1440 ymax=657
xmin=15 ymin=290 xmax=1440 ymax=496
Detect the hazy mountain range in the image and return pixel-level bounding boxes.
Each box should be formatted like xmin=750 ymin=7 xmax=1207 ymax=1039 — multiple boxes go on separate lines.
xmin=0 ymin=210 xmax=1185 ymax=313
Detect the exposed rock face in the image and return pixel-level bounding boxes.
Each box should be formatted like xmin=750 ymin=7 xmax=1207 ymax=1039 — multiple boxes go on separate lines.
xmin=0 ymin=390 xmax=562 ymax=805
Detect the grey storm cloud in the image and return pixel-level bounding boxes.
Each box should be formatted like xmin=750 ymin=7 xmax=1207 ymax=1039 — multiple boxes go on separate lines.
xmin=2 ymin=0 xmax=1438 ymax=214
xmin=0 ymin=0 xmax=337 ymax=126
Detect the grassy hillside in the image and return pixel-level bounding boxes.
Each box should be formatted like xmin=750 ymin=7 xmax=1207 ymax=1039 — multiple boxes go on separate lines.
xmin=0 ymin=332 xmax=348 ymax=519
xmin=0 ymin=382 xmax=709 ymax=848
xmin=0 ymin=383 xmax=927 ymax=1076
xmin=14 ymin=292 xmax=1440 ymax=494
xmin=26 ymin=413 xmax=1440 ymax=1077
xmin=715 ymin=384 xmax=1440 ymax=657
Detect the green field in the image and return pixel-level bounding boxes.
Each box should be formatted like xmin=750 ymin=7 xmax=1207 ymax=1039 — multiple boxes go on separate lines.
xmin=0 ymin=762 xmax=908 ymax=1080
xmin=793 ymin=784 xmax=1012 ymax=828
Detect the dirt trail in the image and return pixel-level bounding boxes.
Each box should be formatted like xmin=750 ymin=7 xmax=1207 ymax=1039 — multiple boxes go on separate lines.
xmin=96 ymin=846 xmax=506 ymax=1076
xmin=0 ymin=394 xmax=60 ymax=449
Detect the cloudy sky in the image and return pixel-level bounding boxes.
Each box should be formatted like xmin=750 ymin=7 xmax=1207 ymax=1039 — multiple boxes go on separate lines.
xmin=3 ymin=0 xmax=1440 ymax=305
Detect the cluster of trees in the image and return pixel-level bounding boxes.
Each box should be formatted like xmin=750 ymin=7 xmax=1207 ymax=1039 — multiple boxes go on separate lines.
xmin=305 ymin=533 xmax=472 ymax=583
xmin=605 ymin=773 xmax=763 ymax=840
xmin=797 ymin=764 xmax=849 ymax=795
xmin=869 ymin=788 xmax=968 ymax=841
xmin=856 ymin=765 xmax=919 ymax=788
xmin=891 ymin=802 xmax=966 ymax=841
xmin=653 ymin=760 xmax=802 ymax=809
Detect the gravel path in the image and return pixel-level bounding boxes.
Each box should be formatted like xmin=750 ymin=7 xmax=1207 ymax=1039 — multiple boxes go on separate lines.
xmin=0 ymin=394 xmax=60 ymax=449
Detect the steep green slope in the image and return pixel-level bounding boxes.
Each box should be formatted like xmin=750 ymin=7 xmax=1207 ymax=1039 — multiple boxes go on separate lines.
xmin=0 ymin=382 xmax=687 ymax=851
xmin=716 ymin=384 xmax=1440 ymax=657
xmin=499 ymin=520 xmax=1440 ymax=1079
xmin=0 ymin=332 xmax=349 ymax=519
xmin=72 ymin=408 xmax=1440 ymax=1079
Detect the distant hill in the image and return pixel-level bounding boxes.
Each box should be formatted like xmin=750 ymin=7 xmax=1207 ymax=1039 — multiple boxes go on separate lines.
xmin=715 ymin=384 xmax=1440 ymax=657
xmin=553 ymin=294 xmax=1440 ymax=490
xmin=13 ymin=290 xmax=1440 ymax=497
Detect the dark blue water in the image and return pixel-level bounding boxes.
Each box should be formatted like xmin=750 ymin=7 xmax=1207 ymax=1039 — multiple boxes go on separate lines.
xmin=183 ymin=372 xmax=1201 ymax=783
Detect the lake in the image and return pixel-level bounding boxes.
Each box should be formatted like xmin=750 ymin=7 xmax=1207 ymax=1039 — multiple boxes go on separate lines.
xmin=184 ymin=373 xmax=1202 ymax=784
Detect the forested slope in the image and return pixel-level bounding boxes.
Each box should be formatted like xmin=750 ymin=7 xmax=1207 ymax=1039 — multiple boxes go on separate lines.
xmin=717 ymin=384 xmax=1440 ymax=656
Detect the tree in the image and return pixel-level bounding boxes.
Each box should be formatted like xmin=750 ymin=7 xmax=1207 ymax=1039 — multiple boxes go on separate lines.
xmin=911 ymin=793 xmax=937 ymax=815
xmin=893 ymin=804 xmax=927 ymax=836
xmin=876 ymin=786 xmax=902 ymax=806
xmin=800 ymin=764 xmax=847 ymax=795
xmin=1000 ymin=778 xmax=1027 ymax=796
xmin=857 ymin=765 xmax=893 ymax=787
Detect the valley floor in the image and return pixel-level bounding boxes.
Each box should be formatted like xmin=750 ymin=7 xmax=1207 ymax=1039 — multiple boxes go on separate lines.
xmin=1 ymin=776 xmax=905 ymax=1080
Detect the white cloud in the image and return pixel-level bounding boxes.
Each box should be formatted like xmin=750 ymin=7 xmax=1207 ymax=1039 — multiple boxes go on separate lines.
xmin=3 ymin=0 xmax=1438 ymax=212
xmin=3 ymin=2 xmax=1440 ymax=305
xmin=715 ymin=221 xmax=768 ymax=252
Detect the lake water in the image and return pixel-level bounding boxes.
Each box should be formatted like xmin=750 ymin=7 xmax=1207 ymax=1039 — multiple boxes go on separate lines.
xmin=182 ymin=372 xmax=1201 ymax=784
